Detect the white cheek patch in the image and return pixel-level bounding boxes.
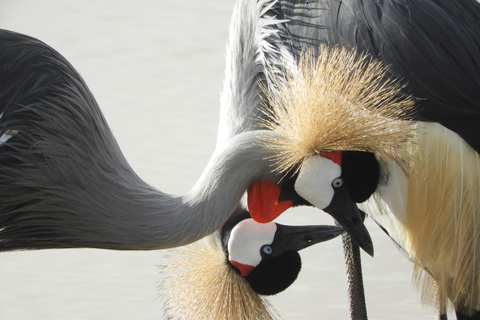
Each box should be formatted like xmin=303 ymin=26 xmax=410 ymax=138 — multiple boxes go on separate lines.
xmin=228 ymin=219 xmax=277 ymax=267
xmin=295 ymin=156 xmax=341 ymax=209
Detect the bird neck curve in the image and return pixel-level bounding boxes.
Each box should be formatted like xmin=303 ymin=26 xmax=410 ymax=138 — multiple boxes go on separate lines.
xmin=0 ymin=30 xmax=285 ymax=252
xmin=0 ymin=125 xmax=281 ymax=250
xmin=167 ymin=130 xmax=282 ymax=248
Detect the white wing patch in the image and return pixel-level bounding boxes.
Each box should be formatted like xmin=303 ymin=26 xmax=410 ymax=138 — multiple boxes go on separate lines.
xmin=0 ymin=113 xmax=18 ymax=145
xmin=0 ymin=130 xmax=18 ymax=144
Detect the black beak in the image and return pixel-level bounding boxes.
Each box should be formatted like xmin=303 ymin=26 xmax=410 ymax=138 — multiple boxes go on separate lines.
xmin=324 ymin=187 xmax=374 ymax=256
xmin=270 ymin=224 xmax=344 ymax=257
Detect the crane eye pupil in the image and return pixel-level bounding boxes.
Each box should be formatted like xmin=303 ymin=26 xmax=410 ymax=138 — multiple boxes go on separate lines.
xmin=262 ymin=245 xmax=273 ymax=255
xmin=332 ymin=177 xmax=343 ymax=188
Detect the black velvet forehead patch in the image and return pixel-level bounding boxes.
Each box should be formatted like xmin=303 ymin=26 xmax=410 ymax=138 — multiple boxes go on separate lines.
xmin=341 ymin=151 xmax=380 ymax=203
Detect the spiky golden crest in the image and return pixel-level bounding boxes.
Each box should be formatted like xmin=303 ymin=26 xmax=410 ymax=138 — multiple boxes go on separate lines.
xmin=261 ymin=45 xmax=415 ymax=174
xmin=159 ymin=235 xmax=280 ymax=320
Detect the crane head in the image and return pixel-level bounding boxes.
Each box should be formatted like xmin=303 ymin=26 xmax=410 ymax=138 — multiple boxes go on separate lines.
xmin=247 ymin=46 xmax=417 ymax=258
xmin=248 ymin=151 xmax=379 ymax=257
xmin=227 ymin=218 xmax=343 ymax=295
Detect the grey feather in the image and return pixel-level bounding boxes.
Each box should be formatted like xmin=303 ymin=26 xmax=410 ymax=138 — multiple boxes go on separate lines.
xmin=0 ymin=29 xmax=282 ymax=251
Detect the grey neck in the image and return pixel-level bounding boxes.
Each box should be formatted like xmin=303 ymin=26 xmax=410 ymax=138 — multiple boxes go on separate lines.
xmin=0 ymin=128 xmax=279 ymax=251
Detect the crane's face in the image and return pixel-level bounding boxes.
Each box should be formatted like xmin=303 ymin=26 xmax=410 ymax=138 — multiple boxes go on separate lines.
xmin=248 ymin=151 xmax=379 ymax=256
xmin=294 ymin=153 xmax=342 ymax=210
xmin=227 ymin=218 xmax=343 ymax=295
xmin=227 ymin=219 xmax=277 ymax=277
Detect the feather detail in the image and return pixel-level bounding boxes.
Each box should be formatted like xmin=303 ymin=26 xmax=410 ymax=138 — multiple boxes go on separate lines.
xmin=159 ymin=235 xmax=281 ymax=320
xmin=405 ymin=122 xmax=480 ymax=315
xmin=260 ymin=45 xmax=416 ymax=175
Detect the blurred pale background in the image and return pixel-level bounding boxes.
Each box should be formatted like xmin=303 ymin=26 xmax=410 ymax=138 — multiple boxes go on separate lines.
xmin=0 ymin=1 xmax=441 ymax=319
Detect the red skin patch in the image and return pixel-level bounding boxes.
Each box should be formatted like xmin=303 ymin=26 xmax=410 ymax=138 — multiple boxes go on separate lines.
xmin=247 ymin=152 xmax=342 ymax=223
xmin=319 ymin=151 xmax=342 ymax=166
xmin=247 ymin=180 xmax=293 ymax=223
xmin=229 ymin=260 xmax=255 ymax=277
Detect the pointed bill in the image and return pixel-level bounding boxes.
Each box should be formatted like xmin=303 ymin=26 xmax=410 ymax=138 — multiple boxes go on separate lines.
xmin=295 ymin=156 xmax=374 ymax=256
xmin=271 ymin=224 xmax=344 ymax=256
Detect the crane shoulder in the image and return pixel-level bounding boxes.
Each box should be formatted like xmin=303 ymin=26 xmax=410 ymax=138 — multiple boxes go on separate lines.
xmin=269 ymin=0 xmax=480 ymax=152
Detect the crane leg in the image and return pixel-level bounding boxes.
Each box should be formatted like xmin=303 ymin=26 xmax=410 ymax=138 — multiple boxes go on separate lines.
xmin=435 ymin=281 xmax=448 ymax=319
xmin=343 ymin=232 xmax=368 ymax=320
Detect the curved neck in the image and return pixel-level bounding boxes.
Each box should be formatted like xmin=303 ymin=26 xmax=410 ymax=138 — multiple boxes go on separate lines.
xmin=0 ymin=130 xmax=280 ymax=251
xmin=0 ymin=31 xmax=282 ymax=251
xmin=158 ymin=130 xmax=280 ymax=249
xmin=102 ymin=130 xmax=282 ymax=249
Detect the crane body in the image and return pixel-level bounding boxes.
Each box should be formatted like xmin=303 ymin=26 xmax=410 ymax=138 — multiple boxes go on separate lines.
xmin=222 ymin=0 xmax=480 ymax=317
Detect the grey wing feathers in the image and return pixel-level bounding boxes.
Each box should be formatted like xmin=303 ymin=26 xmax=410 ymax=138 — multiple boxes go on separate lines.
xmin=270 ymin=0 xmax=480 ymax=153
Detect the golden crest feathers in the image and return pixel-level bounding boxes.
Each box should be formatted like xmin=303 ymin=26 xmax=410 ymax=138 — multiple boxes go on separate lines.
xmin=261 ymin=45 xmax=415 ymax=174
xmin=159 ymin=235 xmax=280 ymax=320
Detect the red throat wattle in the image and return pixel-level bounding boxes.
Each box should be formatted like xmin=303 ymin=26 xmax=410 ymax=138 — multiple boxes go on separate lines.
xmin=247 ymin=180 xmax=292 ymax=223
xmin=229 ymin=260 xmax=255 ymax=277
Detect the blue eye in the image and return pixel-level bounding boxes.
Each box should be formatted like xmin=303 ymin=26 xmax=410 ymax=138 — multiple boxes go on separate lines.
xmin=262 ymin=245 xmax=273 ymax=255
xmin=332 ymin=177 xmax=343 ymax=188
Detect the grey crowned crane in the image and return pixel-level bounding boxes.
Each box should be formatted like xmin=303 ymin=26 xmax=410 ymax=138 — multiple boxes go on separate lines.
xmin=159 ymin=210 xmax=343 ymax=319
xmin=0 ymin=1 xmax=352 ymax=318
xmin=0 ymin=6 xmax=348 ymax=318
xmin=1 ymin=0 xmax=478 ymax=318
xmin=0 ymin=3 xmax=349 ymax=318
xmin=0 ymin=28 xmax=293 ymax=251
xmin=233 ymin=0 xmax=480 ymax=318
xmin=156 ymin=0 xmax=411 ymax=318
xmin=0 ymin=0 xmax=370 ymax=279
